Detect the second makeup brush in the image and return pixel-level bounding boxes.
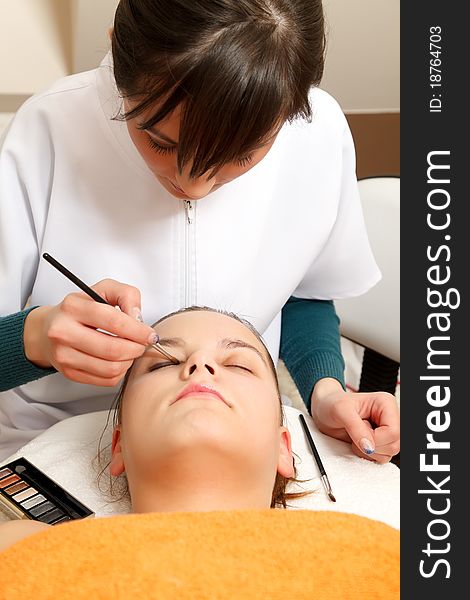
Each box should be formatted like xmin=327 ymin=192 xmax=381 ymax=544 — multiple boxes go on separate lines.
xmin=299 ymin=413 xmax=336 ymax=502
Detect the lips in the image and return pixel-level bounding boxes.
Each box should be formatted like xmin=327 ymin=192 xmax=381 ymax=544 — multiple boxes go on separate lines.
xmin=170 ymin=181 xmax=185 ymax=193
xmin=169 ymin=180 xmax=201 ymax=199
xmin=168 ymin=179 xmax=223 ymax=200
xmin=167 ymin=179 xmax=191 ymax=198
xmin=174 ymin=383 xmax=228 ymax=406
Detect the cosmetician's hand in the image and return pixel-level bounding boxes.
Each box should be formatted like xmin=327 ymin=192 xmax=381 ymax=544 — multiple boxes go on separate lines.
xmin=310 ymin=378 xmax=400 ymax=464
xmin=23 ymin=279 xmax=157 ymax=387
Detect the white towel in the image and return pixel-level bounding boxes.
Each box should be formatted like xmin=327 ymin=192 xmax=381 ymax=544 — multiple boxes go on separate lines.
xmin=0 ymin=405 xmax=399 ymax=529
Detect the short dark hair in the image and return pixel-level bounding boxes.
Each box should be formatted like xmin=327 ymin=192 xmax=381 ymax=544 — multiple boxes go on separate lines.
xmin=111 ymin=0 xmax=326 ymax=179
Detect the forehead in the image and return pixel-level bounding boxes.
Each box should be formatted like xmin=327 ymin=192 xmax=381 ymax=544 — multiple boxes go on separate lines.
xmin=154 ymin=310 xmax=264 ymax=349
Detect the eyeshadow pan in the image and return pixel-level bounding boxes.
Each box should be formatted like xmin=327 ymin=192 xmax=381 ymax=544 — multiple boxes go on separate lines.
xmin=21 ymin=494 xmax=47 ymax=510
xmin=0 ymin=457 xmax=94 ymax=522
xmin=0 ymin=467 xmax=12 ymax=479
xmin=39 ymin=508 xmax=65 ymax=524
xmin=29 ymin=500 xmax=55 ymax=517
xmin=4 ymin=481 xmax=28 ymax=495
xmin=0 ymin=474 xmax=19 ymax=488
xmin=52 ymin=516 xmax=71 ymax=524
xmin=13 ymin=487 xmax=38 ymax=502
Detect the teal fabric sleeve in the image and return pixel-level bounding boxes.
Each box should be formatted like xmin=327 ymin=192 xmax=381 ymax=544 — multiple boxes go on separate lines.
xmin=279 ymin=297 xmax=346 ymax=412
xmin=0 ymin=307 xmax=57 ymax=392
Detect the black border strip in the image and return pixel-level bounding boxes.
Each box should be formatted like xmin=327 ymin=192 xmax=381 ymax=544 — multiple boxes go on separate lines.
xmin=401 ymin=3 xmax=466 ymax=594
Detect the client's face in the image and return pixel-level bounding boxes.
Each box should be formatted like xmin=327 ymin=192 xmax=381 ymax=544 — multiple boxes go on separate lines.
xmin=110 ymin=310 xmax=293 ymax=511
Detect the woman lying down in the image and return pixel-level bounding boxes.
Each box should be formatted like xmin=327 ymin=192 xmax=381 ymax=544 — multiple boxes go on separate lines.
xmin=0 ymin=306 xmax=312 ymax=551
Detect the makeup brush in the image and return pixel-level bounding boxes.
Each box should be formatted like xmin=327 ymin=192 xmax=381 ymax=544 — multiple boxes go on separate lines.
xmin=299 ymin=413 xmax=336 ymax=502
xmin=42 ymin=253 xmax=179 ymax=364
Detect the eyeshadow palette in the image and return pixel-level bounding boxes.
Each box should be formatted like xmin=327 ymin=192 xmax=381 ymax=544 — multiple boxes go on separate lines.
xmin=0 ymin=457 xmax=94 ymax=524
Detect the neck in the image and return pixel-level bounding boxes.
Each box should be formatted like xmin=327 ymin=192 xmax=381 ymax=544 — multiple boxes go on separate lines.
xmin=128 ymin=459 xmax=273 ymax=513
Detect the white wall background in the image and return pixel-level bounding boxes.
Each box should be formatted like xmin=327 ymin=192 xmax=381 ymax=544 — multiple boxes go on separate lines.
xmin=322 ymin=0 xmax=399 ymax=112
xmin=0 ymin=0 xmax=72 ymax=95
xmin=70 ymin=0 xmax=119 ymax=75
xmin=0 ymin=0 xmax=399 ymax=112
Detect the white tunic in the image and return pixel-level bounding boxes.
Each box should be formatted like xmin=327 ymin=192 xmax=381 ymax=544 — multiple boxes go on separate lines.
xmin=0 ymin=55 xmax=380 ymax=458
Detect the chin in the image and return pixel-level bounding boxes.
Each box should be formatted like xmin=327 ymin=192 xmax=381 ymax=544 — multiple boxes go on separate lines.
xmin=172 ymin=416 xmax=236 ymax=448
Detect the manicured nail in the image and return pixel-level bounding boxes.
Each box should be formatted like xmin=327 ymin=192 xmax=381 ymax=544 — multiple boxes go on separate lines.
xmin=360 ymin=438 xmax=375 ymax=455
xmin=148 ymin=332 xmax=159 ymax=345
xmin=132 ymin=307 xmax=144 ymax=322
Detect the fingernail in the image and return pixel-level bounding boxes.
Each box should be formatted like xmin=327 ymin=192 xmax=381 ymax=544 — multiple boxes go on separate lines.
xmin=360 ymin=438 xmax=375 ymax=455
xmin=132 ymin=307 xmax=144 ymax=322
xmin=148 ymin=332 xmax=159 ymax=346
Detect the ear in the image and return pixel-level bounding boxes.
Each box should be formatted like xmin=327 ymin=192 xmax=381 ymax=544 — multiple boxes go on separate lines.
xmin=277 ymin=427 xmax=294 ymax=479
xmin=107 ymin=26 xmax=113 ymax=41
xmin=109 ymin=425 xmax=126 ymax=477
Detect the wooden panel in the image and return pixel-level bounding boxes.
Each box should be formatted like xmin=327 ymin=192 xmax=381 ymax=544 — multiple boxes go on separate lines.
xmin=345 ymin=113 xmax=400 ymax=179
xmin=0 ymin=94 xmax=30 ymax=113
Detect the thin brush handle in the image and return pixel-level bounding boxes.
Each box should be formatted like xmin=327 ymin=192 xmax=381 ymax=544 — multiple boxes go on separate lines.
xmin=151 ymin=343 xmax=179 ymax=364
xmin=43 ymin=253 xmax=108 ymax=304
xmin=42 ymin=253 xmax=179 ymax=364
xmin=299 ymin=413 xmax=326 ymax=476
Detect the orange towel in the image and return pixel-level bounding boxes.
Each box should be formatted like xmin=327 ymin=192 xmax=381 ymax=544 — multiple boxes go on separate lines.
xmin=0 ymin=510 xmax=399 ymax=599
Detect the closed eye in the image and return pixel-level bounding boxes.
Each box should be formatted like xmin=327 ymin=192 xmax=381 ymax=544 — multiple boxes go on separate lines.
xmin=226 ymin=364 xmax=253 ymax=373
xmin=148 ymin=361 xmax=179 ymax=372
xmin=147 ymin=136 xmax=176 ymax=156
xmin=236 ymin=154 xmax=253 ymax=167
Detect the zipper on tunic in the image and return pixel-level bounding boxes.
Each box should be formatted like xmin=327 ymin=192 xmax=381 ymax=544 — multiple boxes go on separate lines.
xmin=185 ymin=200 xmax=194 ymax=225
xmin=184 ymin=200 xmax=195 ymax=306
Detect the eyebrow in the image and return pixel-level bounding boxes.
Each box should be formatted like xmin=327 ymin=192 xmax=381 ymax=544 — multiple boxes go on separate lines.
xmin=148 ymin=127 xmax=177 ymax=145
xmin=157 ymin=337 xmax=186 ymax=348
xmin=220 ymin=338 xmax=268 ymax=367
xmin=146 ymin=127 xmax=279 ymax=153
xmin=150 ymin=336 xmax=268 ymax=367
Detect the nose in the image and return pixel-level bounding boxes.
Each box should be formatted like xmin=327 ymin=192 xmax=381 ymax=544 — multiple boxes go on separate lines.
xmin=183 ymin=352 xmax=216 ymax=378
xmin=174 ymin=166 xmax=217 ymax=199
xmin=189 ymin=363 xmax=214 ymax=375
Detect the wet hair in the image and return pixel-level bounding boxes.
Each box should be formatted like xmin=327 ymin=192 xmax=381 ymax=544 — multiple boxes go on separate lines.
xmin=97 ymin=306 xmax=313 ymax=508
xmin=111 ymin=0 xmax=326 ymax=179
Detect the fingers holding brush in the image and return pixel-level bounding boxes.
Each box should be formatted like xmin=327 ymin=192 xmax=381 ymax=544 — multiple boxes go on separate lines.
xmin=57 ymin=287 xmax=156 ymax=345
xmin=90 ymin=278 xmax=145 ymax=322
xmin=47 ymin=346 xmax=135 ymax=387
xmin=23 ymin=282 xmax=157 ymax=387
